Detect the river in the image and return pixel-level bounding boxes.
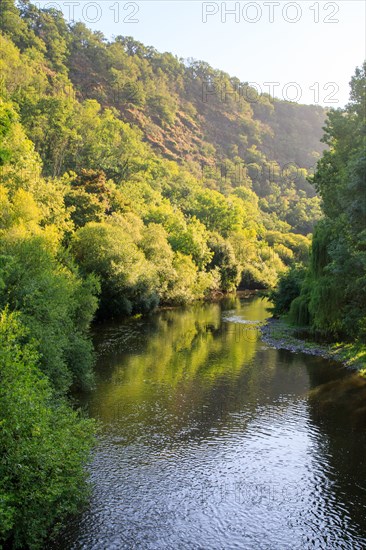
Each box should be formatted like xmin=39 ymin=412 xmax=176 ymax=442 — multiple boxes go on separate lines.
xmin=58 ymin=294 xmax=366 ymax=549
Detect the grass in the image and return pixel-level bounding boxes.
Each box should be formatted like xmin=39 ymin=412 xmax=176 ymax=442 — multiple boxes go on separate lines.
xmin=262 ymin=317 xmax=366 ymax=376
xmin=331 ymin=342 xmax=366 ymax=376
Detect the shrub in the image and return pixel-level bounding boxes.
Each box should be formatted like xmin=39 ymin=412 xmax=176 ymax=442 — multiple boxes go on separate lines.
xmin=0 ymin=310 xmax=95 ymax=549
xmin=268 ymin=265 xmax=306 ymax=317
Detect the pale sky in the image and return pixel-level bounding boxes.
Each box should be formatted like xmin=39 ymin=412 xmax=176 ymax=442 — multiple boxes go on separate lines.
xmin=36 ymin=0 xmax=366 ymax=106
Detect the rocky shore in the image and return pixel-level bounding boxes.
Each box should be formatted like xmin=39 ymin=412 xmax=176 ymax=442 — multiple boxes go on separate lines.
xmin=260 ymin=318 xmax=366 ymax=375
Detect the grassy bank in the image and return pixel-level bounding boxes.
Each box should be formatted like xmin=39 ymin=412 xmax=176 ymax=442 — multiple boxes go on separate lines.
xmin=261 ymin=318 xmax=366 ymax=377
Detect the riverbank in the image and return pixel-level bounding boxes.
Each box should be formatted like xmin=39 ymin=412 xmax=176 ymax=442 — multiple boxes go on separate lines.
xmin=260 ymin=318 xmax=366 ymax=376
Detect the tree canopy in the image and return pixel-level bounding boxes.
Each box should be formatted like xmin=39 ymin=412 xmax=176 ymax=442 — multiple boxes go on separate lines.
xmin=0 ymin=1 xmax=341 ymax=546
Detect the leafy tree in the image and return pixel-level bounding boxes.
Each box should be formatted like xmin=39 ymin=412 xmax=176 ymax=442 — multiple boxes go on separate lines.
xmin=63 ymin=169 xmax=112 ymax=228
xmin=207 ymin=233 xmax=241 ymax=292
xmin=273 ymin=63 xmax=366 ymax=341
xmin=269 ymin=265 xmax=306 ymax=317
xmin=71 ymin=218 xmax=159 ymax=317
xmin=0 ymin=99 xmax=42 ymax=192
xmin=0 ymin=310 xmax=95 ymax=549
xmin=0 ymin=234 xmax=99 ymax=393
xmin=165 ymin=252 xmax=216 ymax=304
xmin=188 ymin=190 xmax=243 ymax=236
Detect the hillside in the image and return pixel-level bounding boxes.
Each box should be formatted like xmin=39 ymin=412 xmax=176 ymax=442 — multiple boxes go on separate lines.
xmin=67 ymin=34 xmax=326 ymax=214
xmin=0 ymin=0 xmax=329 ymax=317
xmin=67 ymin=34 xmax=325 ymax=170
xmin=1 ymin=2 xmax=326 ymax=237
xmin=2 ymin=3 xmax=363 ymax=548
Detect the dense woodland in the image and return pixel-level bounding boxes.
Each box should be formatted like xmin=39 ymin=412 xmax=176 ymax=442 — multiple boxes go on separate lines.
xmin=0 ymin=1 xmax=363 ymax=547
xmin=271 ymin=62 xmax=366 ymax=342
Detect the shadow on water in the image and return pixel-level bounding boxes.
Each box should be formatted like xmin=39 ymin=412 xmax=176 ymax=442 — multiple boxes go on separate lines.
xmin=53 ymin=295 xmax=366 ymax=550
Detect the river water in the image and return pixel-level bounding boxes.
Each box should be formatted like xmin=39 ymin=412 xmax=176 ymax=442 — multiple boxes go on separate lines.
xmin=60 ymin=295 xmax=366 ymax=549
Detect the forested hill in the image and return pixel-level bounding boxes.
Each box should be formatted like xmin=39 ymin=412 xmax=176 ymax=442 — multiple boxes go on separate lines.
xmin=57 ymin=28 xmax=326 ymax=202
xmin=0 ymin=3 xmax=363 ymax=546
xmin=67 ymin=33 xmax=326 ymax=176
xmin=1 ymin=1 xmax=326 ymax=237
xmin=0 ymin=0 xmax=328 ymax=330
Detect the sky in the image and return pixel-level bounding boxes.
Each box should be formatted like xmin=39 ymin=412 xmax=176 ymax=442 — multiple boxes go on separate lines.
xmin=36 ymin=0 xmax=366 ymax=106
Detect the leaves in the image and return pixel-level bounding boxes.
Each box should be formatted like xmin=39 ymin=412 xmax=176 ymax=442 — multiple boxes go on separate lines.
xmin=0 ymin=310 xmax=95 ymax=549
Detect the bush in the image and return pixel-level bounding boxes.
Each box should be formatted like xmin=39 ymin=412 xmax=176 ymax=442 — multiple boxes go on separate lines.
xmin=0 ymin=235 xmax=99 ymax=393
xmin=207 ymin=233 xmax=241 ymax=292
xmin=268 ymin=265 xmax=306 ymax=317
xmin=0 ymin=310 xmax=95 ymax=549
xmin=71 ymin=219 xmax=159 ymax=318
xmin=289 ymin=294 xmax=311 ymax=326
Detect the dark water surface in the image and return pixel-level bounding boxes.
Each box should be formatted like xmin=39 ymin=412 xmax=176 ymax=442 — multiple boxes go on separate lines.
xmin=59 ymin=295 xmax=366 ymax=549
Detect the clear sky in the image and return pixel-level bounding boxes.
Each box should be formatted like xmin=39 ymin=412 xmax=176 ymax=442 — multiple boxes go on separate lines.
xmin=37 ymin=0 xmax=366 ymax=106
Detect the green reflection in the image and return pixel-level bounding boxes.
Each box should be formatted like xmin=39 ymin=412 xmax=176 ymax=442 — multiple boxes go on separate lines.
xmin=90 ymin=296 xmax=273 ymax=432
xmin=67 ymin=295 xmax=366 ymax=550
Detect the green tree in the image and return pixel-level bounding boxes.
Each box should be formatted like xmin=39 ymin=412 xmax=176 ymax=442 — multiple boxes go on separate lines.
xmin=71 ymin=218 xmax=159 ymax=317
xmin=0 ymin=234 xmax=99 ymax=393
xmin=207 ymin=233 xmax=241 ymax=292
xmin=63 ymin=169 xmax=112 ymax=228
xmin=0 ymin=310 xmax=95 ymax=549
xmin=274 ymin=63 xmax=366 ymax=341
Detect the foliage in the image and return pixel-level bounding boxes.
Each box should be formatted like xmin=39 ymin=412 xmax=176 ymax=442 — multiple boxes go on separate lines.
xmin=207 ymin=233 xmax=241 ymax=292
xmin=272 ymin=63 xmax=366 ymax=342
xmin=268 ymin=265 xmax=306 ymax=317
xmin=0 ymin=310 xmax=95 ymax=549
xmin=0 ymin=193 xmax=99 ymax=393
xmin=0 ymin=2 xmax=336 ymax=544
xmin=71 ymin=218 xmax=159 ymax=317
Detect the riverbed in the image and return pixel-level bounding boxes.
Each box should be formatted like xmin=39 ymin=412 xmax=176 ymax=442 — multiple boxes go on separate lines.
xmin=58 ymin=295 xmax=366 ymax=549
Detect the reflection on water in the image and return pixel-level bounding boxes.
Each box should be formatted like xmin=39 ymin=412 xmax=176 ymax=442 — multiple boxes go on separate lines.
xmin=57 ymin=295 xmax=366 ymax=549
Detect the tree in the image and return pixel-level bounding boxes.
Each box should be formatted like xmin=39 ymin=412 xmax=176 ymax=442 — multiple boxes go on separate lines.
xmin=274 ymin=63 xmax=366 ymax=340
xmin=207 ymin=233 xmax=241 ymax=292
xmin=188 ymin=190 xmax=243 ymax=236
xmin=63 ymin=169 xmax=112 ymax=228
xmin=71 ymin=218 xmax=159 ymax=317
xmin=0 ymin=234 xmax=99 ymax=393
xmin=0 ymin=310 xmax=95 ymax=549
